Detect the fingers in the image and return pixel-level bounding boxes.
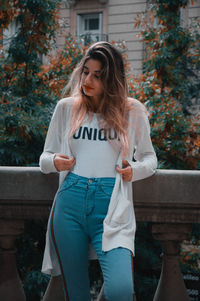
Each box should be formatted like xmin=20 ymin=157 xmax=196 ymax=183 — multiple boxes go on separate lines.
xmin=65 ymin=157 xmax=75 ymax=168
xmin=116 ymin=165 xmax=129 ymax=174
xmin=57 ymin=153 xmax=69 ymax=159
xmin=54 ymin=154 xmax=76 ymax=172
xmin=122 ymin=160 xmax=129 ymax=168
xmin=116 ymin=161 xmax=133 ymax=182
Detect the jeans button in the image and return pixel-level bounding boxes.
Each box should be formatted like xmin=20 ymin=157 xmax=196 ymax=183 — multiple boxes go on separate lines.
xmin=89 ymin=179 xmax=93 ymax=184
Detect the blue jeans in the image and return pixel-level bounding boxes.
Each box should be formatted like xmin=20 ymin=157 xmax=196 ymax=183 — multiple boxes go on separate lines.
xmin=50 ymin=172 xmax=134 ymax=301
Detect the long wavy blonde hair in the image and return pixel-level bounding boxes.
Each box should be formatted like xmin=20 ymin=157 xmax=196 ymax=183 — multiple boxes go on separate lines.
xmin=64 ymin=41 xmax=131 ymax=157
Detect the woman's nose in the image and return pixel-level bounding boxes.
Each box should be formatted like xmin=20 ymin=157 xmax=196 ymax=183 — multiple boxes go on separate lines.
xmin=85 ymin=73 xmax=92 ymax=84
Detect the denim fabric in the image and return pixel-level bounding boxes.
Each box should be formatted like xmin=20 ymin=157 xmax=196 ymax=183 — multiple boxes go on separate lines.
xmin=50 ymin=172 xmax=134 ymax=301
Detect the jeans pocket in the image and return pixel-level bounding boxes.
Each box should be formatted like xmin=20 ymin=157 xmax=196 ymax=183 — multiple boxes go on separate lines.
xmin=99 ymin=183 xmax=114 ymax=197
xmin=58 ymin=177 xmax=79 ymax=195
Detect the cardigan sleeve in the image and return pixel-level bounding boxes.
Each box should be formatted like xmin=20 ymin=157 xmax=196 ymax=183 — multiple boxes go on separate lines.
xmin=39 ymin=101 xmax=63 ymax=174
xmin=128 ymin=107 xmax=157 ymax=182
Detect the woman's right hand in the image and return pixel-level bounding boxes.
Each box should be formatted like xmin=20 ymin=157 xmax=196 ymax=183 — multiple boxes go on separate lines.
xmin=53 ymin=153 xmax=76 ymax=172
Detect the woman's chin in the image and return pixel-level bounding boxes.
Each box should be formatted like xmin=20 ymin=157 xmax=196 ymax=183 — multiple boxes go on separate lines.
xmin=83 ymin=90 xmax=93 ymax=97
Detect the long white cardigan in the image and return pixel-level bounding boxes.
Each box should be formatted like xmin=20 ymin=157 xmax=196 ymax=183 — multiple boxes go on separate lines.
xmin=39 ymin=97 xmax=157 ymax=276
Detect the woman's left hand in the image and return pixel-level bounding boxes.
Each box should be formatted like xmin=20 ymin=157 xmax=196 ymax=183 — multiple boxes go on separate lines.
xmin=116 ymin=160 xmax=133 ymax=182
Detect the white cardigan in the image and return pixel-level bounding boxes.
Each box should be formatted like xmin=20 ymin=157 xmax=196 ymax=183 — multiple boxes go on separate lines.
xmin=39 ymin=97 xmax=157 ymax=276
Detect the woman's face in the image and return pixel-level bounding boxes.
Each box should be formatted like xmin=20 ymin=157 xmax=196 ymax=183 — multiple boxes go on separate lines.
xmin=81 ymin=59 xmax=104 ymax=104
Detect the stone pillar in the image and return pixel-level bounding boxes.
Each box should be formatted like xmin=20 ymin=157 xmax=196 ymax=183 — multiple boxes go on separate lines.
xmin=152 ymin=223 xmax=192 ymax=301
xmin=42 ymin=275 xmax=65 ymax=301
xmin=42 ymin=276 xmax=105 ymax=301
xmin=0 ymin=220 xmax=26 ymax=301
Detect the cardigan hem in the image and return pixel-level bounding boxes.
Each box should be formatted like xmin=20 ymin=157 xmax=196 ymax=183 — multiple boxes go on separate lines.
xmin=102 ymin=237 xmax=135 ymax=256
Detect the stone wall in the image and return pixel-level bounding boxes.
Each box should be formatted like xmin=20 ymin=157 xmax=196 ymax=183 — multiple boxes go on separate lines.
xmin=0 ymin=167 xmax=200 ymax=300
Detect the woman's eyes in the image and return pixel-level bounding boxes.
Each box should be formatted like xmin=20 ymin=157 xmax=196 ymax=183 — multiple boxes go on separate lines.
xmin=83 ymin=71 xmax=100 ymax=79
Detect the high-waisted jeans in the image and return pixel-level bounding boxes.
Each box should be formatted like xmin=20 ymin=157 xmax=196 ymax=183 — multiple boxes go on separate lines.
xmin=50 ymin=172 xmax=134 ymax=301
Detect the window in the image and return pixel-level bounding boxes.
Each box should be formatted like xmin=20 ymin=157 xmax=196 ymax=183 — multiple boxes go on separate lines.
xmin=3 ymin=18 xmax=19 ymax=52
xmin=77 ymin=13 xmax=106 ymax=44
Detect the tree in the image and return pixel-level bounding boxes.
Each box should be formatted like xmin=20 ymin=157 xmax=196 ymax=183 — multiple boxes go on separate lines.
xmin=132 ymin=0 xmax=200 ymax=170
xmin=38 ymin=34 xmax=86 ymax=99
xmin=0 ymin=0 xmax=62 ymax=166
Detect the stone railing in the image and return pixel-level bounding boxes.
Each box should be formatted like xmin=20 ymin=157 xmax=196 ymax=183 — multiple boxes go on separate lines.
xmin=0 ymin=167 xmax=200 ymax=301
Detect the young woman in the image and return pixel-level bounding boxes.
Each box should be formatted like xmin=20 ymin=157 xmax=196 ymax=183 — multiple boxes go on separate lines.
xmin=40 ymin=41 xmax=157 ymax=301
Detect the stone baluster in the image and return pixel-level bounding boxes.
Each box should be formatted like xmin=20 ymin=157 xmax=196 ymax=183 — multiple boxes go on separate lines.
xmin=42 ymin=275 xmax=105 ymax=301
xmin=42 ymin=275 xmax=65 ymax=301
xmin=0 ymin=220 xmax=26 ymax=301
xmin=152 ymin=223 xmax=192 ymax=301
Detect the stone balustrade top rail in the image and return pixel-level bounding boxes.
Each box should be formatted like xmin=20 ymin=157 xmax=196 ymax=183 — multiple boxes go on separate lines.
xmin=0 ymin=167 xmax=199 ymax=223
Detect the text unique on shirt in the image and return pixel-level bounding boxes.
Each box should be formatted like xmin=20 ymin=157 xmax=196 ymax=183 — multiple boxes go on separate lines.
xmin=73 ymin=126 xmax=119 ymax=141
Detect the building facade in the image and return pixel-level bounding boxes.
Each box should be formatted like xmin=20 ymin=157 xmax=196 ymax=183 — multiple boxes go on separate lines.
xmin=2 ymin=0 xmax=200 ymax=76
xmin=56 ymin=0 xmax=200 ymax=76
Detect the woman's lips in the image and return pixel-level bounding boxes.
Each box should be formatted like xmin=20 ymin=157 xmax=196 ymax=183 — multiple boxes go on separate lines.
xmin=84 ymin=85 xmax=93 ymax=91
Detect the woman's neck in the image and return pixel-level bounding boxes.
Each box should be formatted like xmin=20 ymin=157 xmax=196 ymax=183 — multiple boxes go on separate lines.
xmin=87 ymin=96 xmax=103 ymax=113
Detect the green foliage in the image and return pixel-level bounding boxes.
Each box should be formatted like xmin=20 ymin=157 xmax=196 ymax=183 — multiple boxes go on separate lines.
xmin=24 ymin=271 xmax=50 ymax=301
xmin=141 ymin=0 xmax=200 ymax=111
xmin=180 ymin=224 xmax=200 ymax=274
xmin=2 ymin=0 xmax=61 ymax=58
xmin=0 ymin=0 xmax=61 ymax=166
xmin=132 ymin=0 xmax=200 ymax=170
xmin=134 ymin=223 xmax=161 ymax=300
xmin=130 ymin=74 xmax=199 ymax=169
xmin=16 ymin=220 xmax=50 ymax=301
xmin=0 ymin=53 xmax=57 ymax=166
xmin=38 ymin=34 xmax=86 ymax=98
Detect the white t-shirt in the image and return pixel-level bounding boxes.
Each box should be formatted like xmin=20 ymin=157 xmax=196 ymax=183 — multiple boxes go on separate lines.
xmin=70 ymin=114 xmax=120 ymax=178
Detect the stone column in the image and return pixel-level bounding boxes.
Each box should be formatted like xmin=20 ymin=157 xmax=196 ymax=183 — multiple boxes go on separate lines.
xmin=42 ymin=276 xmax=105 ymax=301
xmin=0 ymin=220 xmax=26 ymax=301
xmin=152 ymin=223 xmax=192 ymax=301
xmin=42 ymin=275 xmax=65 ymax=301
